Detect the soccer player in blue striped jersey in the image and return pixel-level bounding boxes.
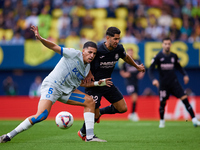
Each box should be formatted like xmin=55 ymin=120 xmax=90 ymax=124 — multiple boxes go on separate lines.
xmin=0 ymin=25 xmax=113 ymax=143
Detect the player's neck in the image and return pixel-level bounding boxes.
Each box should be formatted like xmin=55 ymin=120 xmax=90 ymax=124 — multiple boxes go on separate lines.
xmin=104 ymin=42 xmax=114 ymax=51
xmin=162 ymin=49 xmax=170 ymax=55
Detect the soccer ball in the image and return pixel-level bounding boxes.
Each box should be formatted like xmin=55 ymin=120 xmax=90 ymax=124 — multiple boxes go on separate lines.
xmin=55 ymin=111 xmax=74 ymax=129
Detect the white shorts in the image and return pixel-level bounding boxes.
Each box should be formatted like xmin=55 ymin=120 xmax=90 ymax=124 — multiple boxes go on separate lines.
xmin=40 ymin=81 xmax=71 ymax=104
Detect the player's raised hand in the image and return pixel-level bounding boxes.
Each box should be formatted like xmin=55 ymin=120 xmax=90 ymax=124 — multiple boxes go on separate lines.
xmin=30 ymin=25 xmax=41 ymax=40
xmin=137 ymin=64 xmax=145 ymax=72
xmin=183 ymin=75 xmax=189 ymax=84
xmin=98 ymin=78 xmax=113 ymax=87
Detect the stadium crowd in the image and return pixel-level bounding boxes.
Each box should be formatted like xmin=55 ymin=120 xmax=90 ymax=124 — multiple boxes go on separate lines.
xmin=0 ymin=0 xmax=200 ymax=48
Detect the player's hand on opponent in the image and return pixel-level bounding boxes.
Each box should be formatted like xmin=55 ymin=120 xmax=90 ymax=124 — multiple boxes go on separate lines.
xmin=183 ymin=75 xmax=189 ymax=84
xmin=137 ymin=64 xmax=145 ymax=72
xmin=97 ymin=78 xmax=113 ymax=87
xmin=152 ymin=79 xmax=159 ymax=88
xmin=83 ymin=71 xmax=95 ymax=83
xmin=30 ymin=25 xmax=41 ymax=40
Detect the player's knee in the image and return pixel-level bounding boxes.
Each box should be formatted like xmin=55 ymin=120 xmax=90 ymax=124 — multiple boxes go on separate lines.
xmin=118 ymin=105 xmax=128 ymax=113
xmin=31 ymin=109 xmax=48 ymax=124
xmin=85 ymin=95 xmax=95 ymax=107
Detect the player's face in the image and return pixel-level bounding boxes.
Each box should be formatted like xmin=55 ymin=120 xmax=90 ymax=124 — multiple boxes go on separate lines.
xmin=107 ymin=34 xmax=120 ymax=49
xmin=162 ymin=40 xmax=171 ymax=53
xmin=82 ymin=47 xmax=97 ymax=64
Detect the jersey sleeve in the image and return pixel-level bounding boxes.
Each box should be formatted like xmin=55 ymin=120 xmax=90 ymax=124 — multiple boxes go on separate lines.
xmin=119 ymin=45 xmax=126 ymax=59
xmin=61 ymin=47 xmax=80 ymax=58
xmin=148 ymin=55 xmax=159 ymax=81
xmin=174 ymin=54 xmax=187 ymax=76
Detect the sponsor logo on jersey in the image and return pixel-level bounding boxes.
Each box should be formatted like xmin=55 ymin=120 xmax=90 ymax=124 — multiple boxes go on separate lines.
xmin=100 ymin=56 xmax=105 ymax=59
xmin=171 ymin=57 xmax=175 ymax=63
xmin=160 ymin=58 xmax=164 ymax=61
xmin=115 ymin=54 xmax=119 ymax=60
xmin=72 ymin=67 xmax=84 ymax=80
xmin=100 ymin=61 xmax=118 ymax=68
xmin=160 ymin=63 xmax=174 ymax=70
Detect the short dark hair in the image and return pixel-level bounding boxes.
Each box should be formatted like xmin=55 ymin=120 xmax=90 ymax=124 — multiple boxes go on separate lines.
xmin=162 ymin=37 xmax=171 ymax=42
xmin=106 ymin=27 xmax=121 ymax=37
xmin=83 ymin=41 xmax=97 ymax=49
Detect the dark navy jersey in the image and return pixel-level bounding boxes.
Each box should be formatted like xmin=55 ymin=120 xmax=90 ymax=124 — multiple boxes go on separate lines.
xmin=90 ymin=42 xmax=126 ymax=80
xmin=148 ymin=51 xmax=187 ymax=86
xmin=121 ymin=59 xmax=141 ymax=85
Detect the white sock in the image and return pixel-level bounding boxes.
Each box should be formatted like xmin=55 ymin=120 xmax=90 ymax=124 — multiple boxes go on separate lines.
xmin=84 ymin=112 xmax=94 ymax=140
xmin=7 ymin=118 xmax=33 ymax=139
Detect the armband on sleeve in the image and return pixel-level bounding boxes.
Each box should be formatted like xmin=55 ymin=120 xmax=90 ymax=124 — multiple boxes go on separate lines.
xmin=94 ymin=79 xmax=106 ymax=86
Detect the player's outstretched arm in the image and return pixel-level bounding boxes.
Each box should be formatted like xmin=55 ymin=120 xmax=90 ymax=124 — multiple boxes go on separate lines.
xmin=123 ymin=54 xmax=145 ymax=72
xmin=30 ymin=25 xmax=61 ymax=54
xmin=80 ymin=78 xmax=113 ymax=87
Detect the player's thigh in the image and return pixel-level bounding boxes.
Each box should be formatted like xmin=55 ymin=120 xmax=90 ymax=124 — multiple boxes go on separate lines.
xmin=159 ymin=86 xmax=170 ymax=102
xmin=171 ymin=82 xmax=185 ymax=99
xmin=66 ymin=89 xmax=94 ymax=107
xmin=104 ymin=85 xmax=124 ymax=104
xmin=85 ymin=87 xmax=102 ymax=109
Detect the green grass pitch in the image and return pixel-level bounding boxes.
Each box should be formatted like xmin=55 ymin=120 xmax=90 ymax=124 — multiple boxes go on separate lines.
xmin=0 ymin=120 xmax=199 ymax=150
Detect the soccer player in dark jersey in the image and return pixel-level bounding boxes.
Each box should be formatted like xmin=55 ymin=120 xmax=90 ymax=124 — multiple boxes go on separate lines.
xmin=120 ymin=48 xmax=145 ymax=121
xmin=77 ymin=27 xmax=145 ymax=140
xmin=148 ymin=37 xmax=200 ymax=128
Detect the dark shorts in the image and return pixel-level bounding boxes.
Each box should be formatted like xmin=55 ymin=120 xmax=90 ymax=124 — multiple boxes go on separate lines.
xmin=125 ymin=84 xmax=138 ymax=95
xmin=159 ymin=80 xmax=185 ymax=102
xmin=85 ymin=85 xmax=124 ymax=109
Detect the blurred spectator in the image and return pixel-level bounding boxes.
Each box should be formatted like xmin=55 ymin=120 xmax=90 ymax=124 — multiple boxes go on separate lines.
xmin=180 ymin=19 xmax=192 ymax=37
xmin=0 ymin=14 xmax=5 ymax=29
xmin=169 ymin=24 xmax=181 ymax=40
xmin=38 ymin=8 xmax=52 ymax=38
xmin=10 ymin=31 xmax=25 ymax=45
xmin=182 ymin=2 xmax=192 ymax=17
xmin=41 ymin=0 xmax=53 ymax=15
xmin=95 ymin=0 xmax=109 ymax=8
xmin=3 ymin=76 xmax=18 ymax=96
xmin=4 ymin=11 xmax=15 ymax=29
xmin=25 ymin=9 xmax=39 ymax=28
xmin=2 ymin=0 xmax=13 ymax=17
xmin=29 ymin=76 xmax=42 ymax=98
xmin=81 ymin=9 xmax=94 ymax=28
xmin=58 ymin=11 xmax=71 ymax=39
xmin=84 ymin=0 xmax=96 ymax=9
xmin=61 ymin=1 xmax=73 ymax=15
xmin=157 ymin=10 xmax=172 ymax=28
xmin=106 ymin=0 xmax=116 ymax=18
xmin=0 ymin=35 xmax=9 ymax=45
xmin=121 ymin=30 xmax=138 ymax=44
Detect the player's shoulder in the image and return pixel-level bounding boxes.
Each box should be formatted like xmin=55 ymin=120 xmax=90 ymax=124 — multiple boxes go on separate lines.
xmin=170 ymin=52 xmax=178 ymax=57
xmin=116 ymin=43 xmax=125 ymax=50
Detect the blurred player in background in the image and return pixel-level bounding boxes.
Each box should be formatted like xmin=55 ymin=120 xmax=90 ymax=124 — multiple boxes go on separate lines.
xmin=148 ymin=37 xmax=200 ymax=128
xmin=78 ymin=27 xmax=145 ymax=140
xmin=0 ymin=25 xmax=113 ymax=143
xmin=120 ymin=48 xmax=145 ymax=121
xmin=29 ymin=76 xmax=42 ymax=98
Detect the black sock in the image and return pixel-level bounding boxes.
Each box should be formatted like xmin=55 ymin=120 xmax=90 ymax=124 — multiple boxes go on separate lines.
xmin=182 ymin=98 xmax=195 ymax=118
xmin=132 ymin=102 xmax=136 ymax=113
xmin=100 ymin=105 xmax=120 ymax=115
xmin=159 ymin=101 xmax=166 ymax=120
